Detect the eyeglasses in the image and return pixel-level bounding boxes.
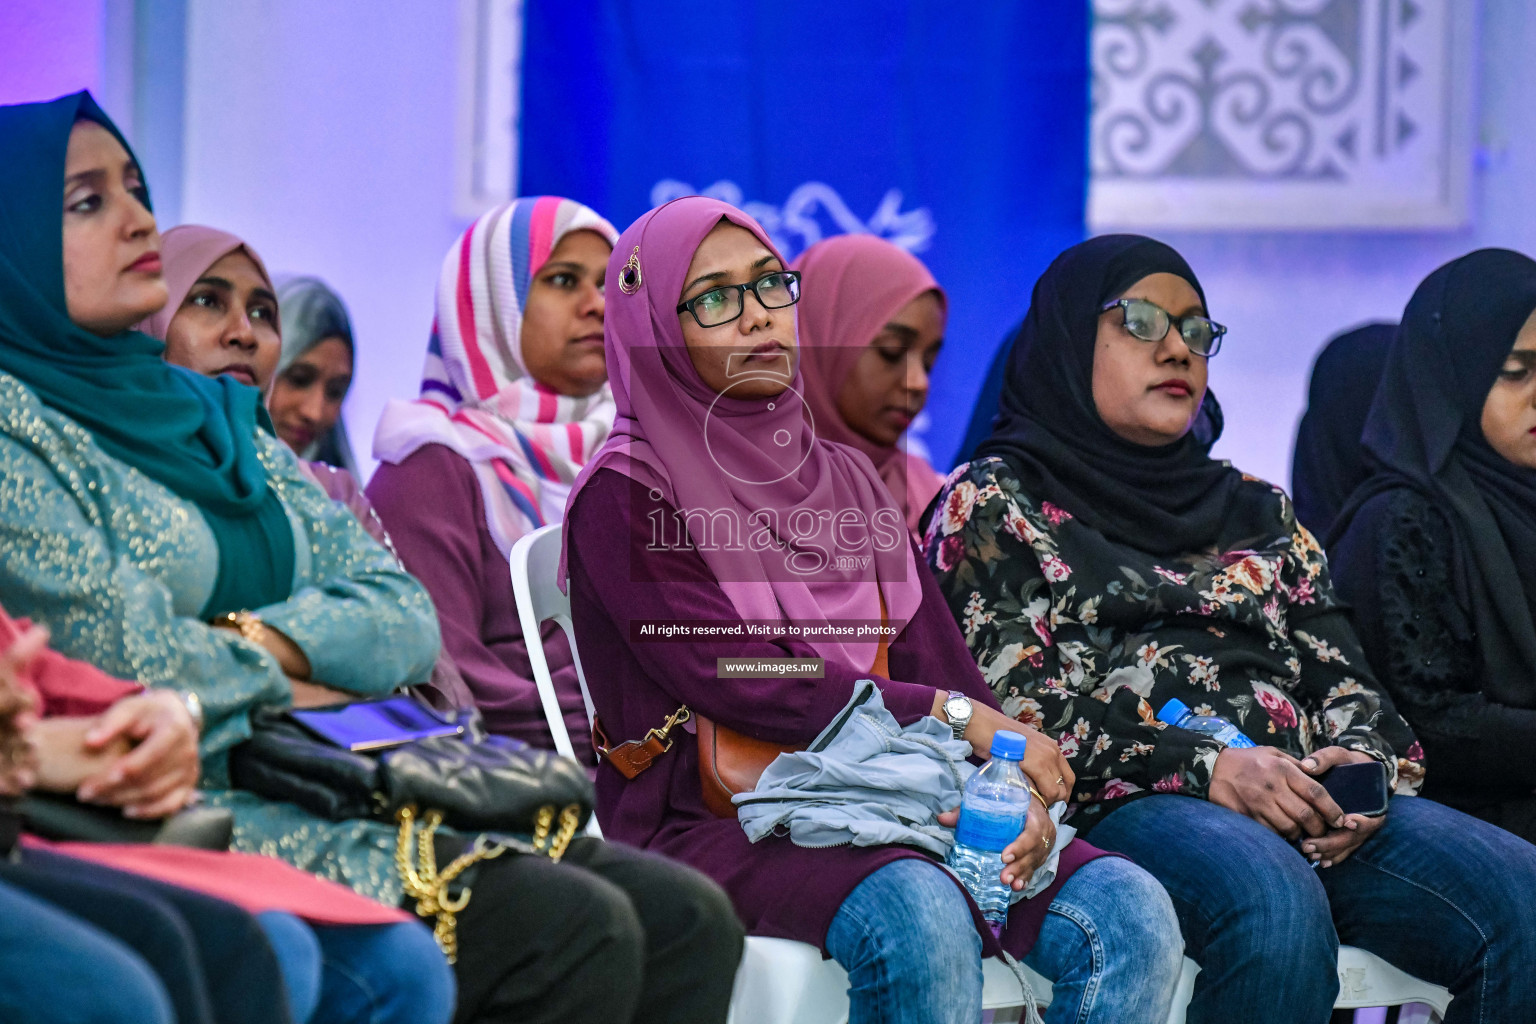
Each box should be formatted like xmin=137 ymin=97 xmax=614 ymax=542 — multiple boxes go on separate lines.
xmin=677 ymin=270 xmax=802 ymax=328
xmin=1101 ymin=298 xmax=1227 ymax=358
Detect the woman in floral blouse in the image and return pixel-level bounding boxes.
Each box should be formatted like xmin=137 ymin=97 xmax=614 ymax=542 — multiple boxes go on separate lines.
xmin=926 ymin=235 xmax=1536 ymax=1024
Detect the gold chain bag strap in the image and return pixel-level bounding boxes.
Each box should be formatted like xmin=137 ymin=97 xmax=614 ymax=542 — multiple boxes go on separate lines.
xmin=395 ymin=802 xmax=582 ymax=963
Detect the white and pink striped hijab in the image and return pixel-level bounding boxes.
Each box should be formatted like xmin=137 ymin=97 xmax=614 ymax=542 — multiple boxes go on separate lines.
xmin=373 ymin=197 xmax=619 ymax=558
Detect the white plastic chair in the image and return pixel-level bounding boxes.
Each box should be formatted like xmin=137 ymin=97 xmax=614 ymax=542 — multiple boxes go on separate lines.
xmin=509 ymin=521 xmax=602 ymax=837
xmin=508 ymin=523 xmax=1453 ymax=1024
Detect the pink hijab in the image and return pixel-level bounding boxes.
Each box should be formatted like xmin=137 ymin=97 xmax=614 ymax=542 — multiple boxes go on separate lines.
xmin=139 ymin=225 xmax=276 ymax=340
xmin=792 ymin=234 xmax=946 ymax=532
xmin=561 ymin=197 xmax=923 ymax=672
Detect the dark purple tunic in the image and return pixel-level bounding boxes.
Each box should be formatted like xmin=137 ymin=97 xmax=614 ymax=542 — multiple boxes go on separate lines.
xmin=566 ymin=468 xmax=1106 ymax=957
xmin=366 ymin=444 xmax=592 ymax=759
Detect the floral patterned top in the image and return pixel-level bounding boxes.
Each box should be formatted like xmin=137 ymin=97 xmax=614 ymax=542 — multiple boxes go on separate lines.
xmin=925 ymin=456 xmax=1425 ymax=833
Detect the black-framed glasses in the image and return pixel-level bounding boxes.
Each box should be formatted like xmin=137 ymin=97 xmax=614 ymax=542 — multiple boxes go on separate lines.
xmin=1101 ymin=298 xmax=1227 ymax=358
xmin=677 ymin=270 xmax=802 ymax=328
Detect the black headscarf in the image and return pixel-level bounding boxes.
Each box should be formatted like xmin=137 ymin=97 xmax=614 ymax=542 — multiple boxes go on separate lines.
xmin=1290 ymin=322 xmax=1396 ymax=537
xmin=974 ymin=234 xmax=1267 ymax=556
xmin=1330 ymin=249 xmax=1536 ymax=708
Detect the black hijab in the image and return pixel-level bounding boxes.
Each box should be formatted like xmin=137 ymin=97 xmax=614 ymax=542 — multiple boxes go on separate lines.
xmin=974 ymin=234 xmax=1267 ymax=557
xmin=1330 ymin=249 xmax=1536 ymax=708
xmin=1290 ymin=322 xmax=1396 ymax=537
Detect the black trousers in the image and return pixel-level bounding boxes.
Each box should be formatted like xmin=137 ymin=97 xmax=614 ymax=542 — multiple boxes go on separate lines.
xmin=433 ymin=836 xmax=744 ymax=1024
xmin=0 ymin=846 xmax=290 ymax=1024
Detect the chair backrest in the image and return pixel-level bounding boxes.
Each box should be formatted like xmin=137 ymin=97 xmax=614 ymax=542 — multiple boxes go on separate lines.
xmin=508 ymin=523 xmax=596 ymax=761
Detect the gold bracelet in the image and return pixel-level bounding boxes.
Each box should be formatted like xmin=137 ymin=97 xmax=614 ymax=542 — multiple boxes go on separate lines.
xmin=1027 ymin=785 xmax=1046 ymax=807
xmin=213 ymin=610 xmax=268 ymax=646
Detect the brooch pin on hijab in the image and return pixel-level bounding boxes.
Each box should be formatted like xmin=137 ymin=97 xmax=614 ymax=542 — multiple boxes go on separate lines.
xmin=618 ymin=246 xmax=642 ymax=295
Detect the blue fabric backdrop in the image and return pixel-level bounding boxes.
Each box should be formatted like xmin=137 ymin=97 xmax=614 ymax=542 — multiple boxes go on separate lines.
xmin=519 ymin=1 xmax=1088 ymax=470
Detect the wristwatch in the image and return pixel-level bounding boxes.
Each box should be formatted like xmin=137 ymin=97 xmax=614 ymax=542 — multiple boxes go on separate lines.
xmin=942 ymin=691 xmax=974 ymax=740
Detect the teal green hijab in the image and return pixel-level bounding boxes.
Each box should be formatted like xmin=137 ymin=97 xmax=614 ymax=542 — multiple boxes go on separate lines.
xmin=0 ymin=91 xmax=294 ymax=617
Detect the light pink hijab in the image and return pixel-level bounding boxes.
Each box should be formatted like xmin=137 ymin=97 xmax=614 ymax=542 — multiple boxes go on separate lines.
xmin=139 ymin=225 xmax=276 ymax=340
xmin=792 ymin=234 xmax=946 ymax=533
xmin=561 ymin=198 xmax=923 ymax=672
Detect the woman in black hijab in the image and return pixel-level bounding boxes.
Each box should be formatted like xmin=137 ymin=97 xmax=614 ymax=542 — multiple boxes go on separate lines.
xmin=1290 ymin=323 xmax=1396 ymax=537
xmin=1328 ymin=249 xmax=1536 ymax=842
xmin=926 ymin=234 xmax=1536 ymax=1024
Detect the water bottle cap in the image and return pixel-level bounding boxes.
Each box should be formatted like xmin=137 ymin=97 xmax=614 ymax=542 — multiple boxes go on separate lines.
xmin=1156 ymin=698 xmax=1191 ymax=726
xmin=989 ymin=729 xmax=1029 ymax=760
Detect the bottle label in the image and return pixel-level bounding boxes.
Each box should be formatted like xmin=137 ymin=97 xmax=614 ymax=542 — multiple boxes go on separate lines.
xmin=956 ymin=802 xmax=1027 ymax=851
xmin=1217 ymin=725 xmax=1257 ymax=749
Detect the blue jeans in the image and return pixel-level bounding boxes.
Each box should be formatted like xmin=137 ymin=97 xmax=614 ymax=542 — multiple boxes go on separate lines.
xmin=0 ymin=877 xmax=175 ymax=1023
xmin=1023 ymin=856 xmax=1183 ymax=1024
xmin=825 ymin=856 xmax=1182 ymax=1024
xmin=258 ymin=912 xmax=456 ymax=1024
xmin=1088 ymin=793 xmax=1536 ymax=1024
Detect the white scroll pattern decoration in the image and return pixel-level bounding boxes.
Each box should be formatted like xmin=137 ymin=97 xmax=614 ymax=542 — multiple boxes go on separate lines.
xmin=650 ymin=179 xmax=936 ymax=262
xmin=1088 ymin=0 xmax=1473 ymax=229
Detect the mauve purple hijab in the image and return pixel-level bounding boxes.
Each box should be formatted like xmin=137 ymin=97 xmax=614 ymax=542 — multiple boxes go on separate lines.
xmin=561 ymin=197 xmax=923 ymax=672
xmin=792 ymin=234 xmax=947 ymax=531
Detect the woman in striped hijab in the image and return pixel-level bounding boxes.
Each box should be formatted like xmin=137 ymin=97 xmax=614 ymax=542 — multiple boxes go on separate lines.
xmin=368 ymin=196 xmax=618 ymax=756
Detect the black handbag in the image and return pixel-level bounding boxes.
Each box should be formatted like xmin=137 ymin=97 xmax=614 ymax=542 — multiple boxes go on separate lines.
xmin=229 ymin=701 xmax=594 ymax=835
xmin=18 ymin=793 xmax=234 ymax=850
xmin=229 ymin=699 xmax=596 ymax=962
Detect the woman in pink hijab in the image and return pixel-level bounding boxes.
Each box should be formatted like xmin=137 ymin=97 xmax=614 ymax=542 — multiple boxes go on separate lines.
xmin=792 ymin=234 xmax=947 ymax=535
xmin=560 ymin=197 xmax=1181 ymax=1024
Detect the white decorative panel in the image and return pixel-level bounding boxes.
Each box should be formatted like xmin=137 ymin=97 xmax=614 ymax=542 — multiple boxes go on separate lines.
xmin=454 ymin=0 xmax=523 ymax=218
xmin=1088 ymin=0 xmax=1476 ymax=230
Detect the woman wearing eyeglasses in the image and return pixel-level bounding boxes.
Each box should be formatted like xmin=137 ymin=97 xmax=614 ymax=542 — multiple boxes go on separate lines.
xmin=926 ymin=234 xmax=1536 ymax=1023
xmin=562 ymin=199 xmax=1185 ymax=1024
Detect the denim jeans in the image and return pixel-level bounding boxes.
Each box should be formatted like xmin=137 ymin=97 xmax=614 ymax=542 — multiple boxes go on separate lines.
xmin=825 ymin=856 xmax=1182 ymax=1024
xmin=0 ymin=876 xmax=175 ymax=1024
xmin=258 ymin=912 xmax=456 ymax=1024
xmin=1022 ymin=856 xmax=1183 ymax=1024
xmin=1088 ymin=793 xmax=1536 ymax=1024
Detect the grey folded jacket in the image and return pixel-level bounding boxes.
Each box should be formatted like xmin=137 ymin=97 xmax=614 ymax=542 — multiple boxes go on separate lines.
xmin=732 ymin=680 xmax=974 ymax=857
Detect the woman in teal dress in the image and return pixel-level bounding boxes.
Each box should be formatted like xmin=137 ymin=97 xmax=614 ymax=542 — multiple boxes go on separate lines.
xmin=0 ymin=91 xmax=742 ymax=1024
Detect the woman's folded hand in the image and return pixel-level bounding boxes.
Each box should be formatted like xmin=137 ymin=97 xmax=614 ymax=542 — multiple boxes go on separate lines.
xmin=0 ymin=625 xmax=49 ymax=796
xmin=75 ymin=690 xmax=200 ymax=819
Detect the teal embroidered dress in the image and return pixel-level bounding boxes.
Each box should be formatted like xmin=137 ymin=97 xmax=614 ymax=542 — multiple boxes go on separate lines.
xmin=0 ymin=372 xmax=440 ymax=902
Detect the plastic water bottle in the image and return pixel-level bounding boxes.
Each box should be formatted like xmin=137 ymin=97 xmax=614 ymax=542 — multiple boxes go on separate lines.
xmin=946 ymin=729 xmax=1034 ymax=931
xmin=1156 ymin=697 xmax=1256 ymax=749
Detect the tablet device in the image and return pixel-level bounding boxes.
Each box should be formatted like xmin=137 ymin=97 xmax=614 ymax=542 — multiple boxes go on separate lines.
xmin=288 ymin=696 xmax=464 ymax=752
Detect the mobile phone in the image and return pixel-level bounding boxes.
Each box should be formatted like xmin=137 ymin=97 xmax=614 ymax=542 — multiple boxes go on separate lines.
xmin=287 ymin=696 xmax=464 ymax=752
xmin=1318 ymin=760 xmax=1390 ymax=818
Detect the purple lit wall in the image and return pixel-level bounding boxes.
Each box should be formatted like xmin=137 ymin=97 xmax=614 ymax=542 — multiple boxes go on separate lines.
xmin=0 ymin=1 xmax=104 ymax=105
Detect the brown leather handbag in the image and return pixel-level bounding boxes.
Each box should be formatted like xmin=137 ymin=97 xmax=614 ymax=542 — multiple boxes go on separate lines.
xmin=694 ymin=617 xmax=892 ymax=818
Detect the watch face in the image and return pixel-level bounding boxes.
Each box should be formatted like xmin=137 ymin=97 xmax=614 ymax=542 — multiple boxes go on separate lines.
xmin=945 ymin=696 xmax=971 ymax=720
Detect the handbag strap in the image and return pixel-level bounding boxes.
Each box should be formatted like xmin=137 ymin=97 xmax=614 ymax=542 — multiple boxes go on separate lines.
xmin=592 ymin=705 xmax=691 ymax=779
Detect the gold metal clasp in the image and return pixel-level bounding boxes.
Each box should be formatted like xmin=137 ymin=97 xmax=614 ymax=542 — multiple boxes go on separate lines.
xmin=643 ymin=705 xmax=691 ymax=752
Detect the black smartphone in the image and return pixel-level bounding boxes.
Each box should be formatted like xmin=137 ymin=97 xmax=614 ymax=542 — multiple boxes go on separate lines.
xmin=1318 ymin=760 xmax=1390 ymax=817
